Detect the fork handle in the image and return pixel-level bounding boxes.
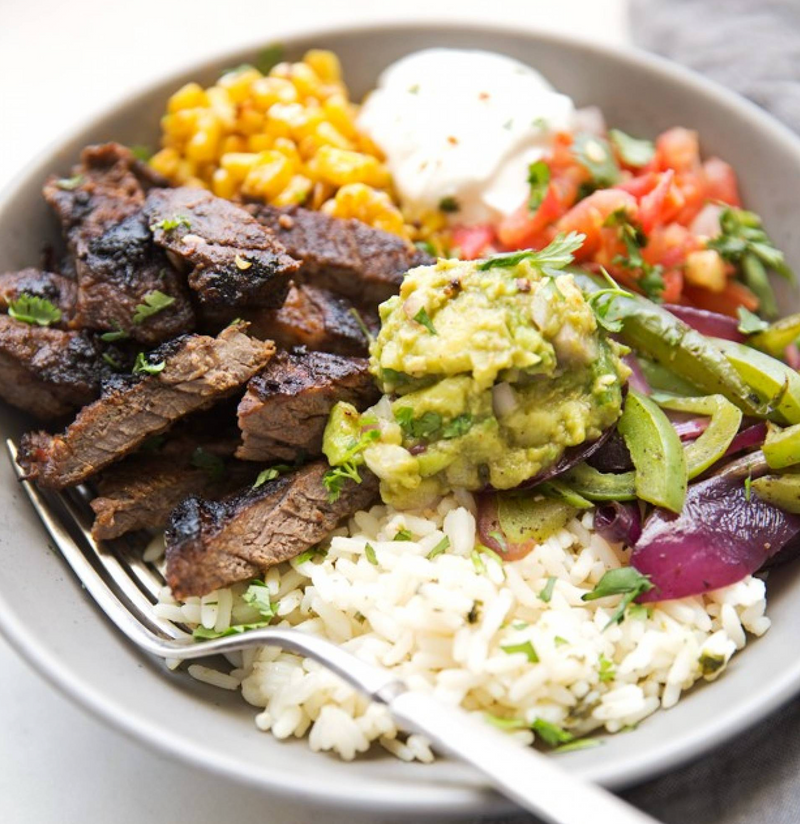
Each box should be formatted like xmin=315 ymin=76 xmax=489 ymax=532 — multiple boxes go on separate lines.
xmin=385 ymin=688 xmax=659 ymax=824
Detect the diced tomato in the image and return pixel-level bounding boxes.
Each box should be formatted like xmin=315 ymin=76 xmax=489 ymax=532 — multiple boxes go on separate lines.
xmin=640 ymin=170 xmax=677 ymax=234
xmin=683 ymin=280 xmax=759 ymax=317
xmin=703 ymin=157 xmax=742 ymax=207
xmin=642 ymin=223 xmax=700 ymax=269
xmin=670 ymin=171 xmax=707 ymax=226
xmin=555 ymin=189 xmax=638 ymax=260
xmin=655 ymin=127 xmax=701 ymax=173
xmin=496 ymin=175 xmax=572 ymax=248
xmin=614 ymin=172 xmax=660 ymax=199
xmin=451 ymin=225 xmax=495 ymax=260
xmin=660 ymin=269 xmax=684 ymax=304
xmin=549 ymin=131 xmax=577 ymax=171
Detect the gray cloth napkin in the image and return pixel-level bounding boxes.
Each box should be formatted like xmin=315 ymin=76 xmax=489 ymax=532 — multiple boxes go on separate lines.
xmin=485 ymin=5 xmax=800 ymax=822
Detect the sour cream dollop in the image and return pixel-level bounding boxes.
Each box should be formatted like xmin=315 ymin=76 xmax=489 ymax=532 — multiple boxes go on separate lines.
xmin=357 ymin=48 xmax=575 ymax=225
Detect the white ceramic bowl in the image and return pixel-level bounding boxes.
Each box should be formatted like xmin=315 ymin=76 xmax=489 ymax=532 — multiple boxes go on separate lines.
xmin=2 ymin=20 xmax=800 ymax=818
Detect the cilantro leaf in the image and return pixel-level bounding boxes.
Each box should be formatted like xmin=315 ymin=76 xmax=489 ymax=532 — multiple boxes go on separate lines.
xmin=441 ymin=413 xmax=473 ymax=439
xmin=393 ymin=528 xmax=413 ymax=541
xmin=485 ymin=714 xmax=527 ymax=731
xmin=478 ymin=231 xmax=585 ymax=272
xmin=598 ymin=654 xmax=616 ymax=682
xmin=438 ymin=196 xmax=460 ymax=213
xmin=364 ymin=542 xmax=379 ymax=565
xmin=193 ymin=621 xmax=269 ymax=640
xmin=586 ymin=268 xmax=633 ymax=333
xmin=737 ymin=307 xmax=769 ymax=335
xmin=130 ymin=144 xmax=152 ymax=162
xmin=426 ymin=535 xmax=450 ymax=560
xmin=531 ymin=719 xmax=574 ymax=747
xmin=150 ymin=215 xmax=191 ymax=232
xmin=242 ymin=580 xmax=277 ymax=620
xmin=322 ymin=461 xmax=361 ymax=503
xmin=527 ymin=160 xmax=551 ymax=212
xmin=252 ymin=464 xmax=292 ymax=489
xmin=412 ymin=307 xmax=437 ymax=335
xmin=573 ymin=133 xmax=620 ymax=187
xmin=501 ymin=640 xmax=539 ymax=663
xmin=8 ymin=294 xmax=62 ymax=327
xmin=133 ymin=351 xmax=166 ymax=376
xmin=133 ymin=290 xmax=176 ymax=324
xmin=255 ymin=43 xmax=285 ymax=75
xmin=605 ymin=210 xmax=665 ymax=301
xmin=609 ymin=129 xmax=655 ymax=168
xmin=582 ymin=567 xmax=655 ymax=627
xmin=294 ymin=546 xmax=326 ymax=565
xmin=55 ymin=174 xmax=84 ymax=191
xmin=744 ymin=473 xmax=753 ymax=502
xmin=100 ymin=325 xmax=129 ymax=342
xmin=190 ymin=447 xmax=225 ymax=480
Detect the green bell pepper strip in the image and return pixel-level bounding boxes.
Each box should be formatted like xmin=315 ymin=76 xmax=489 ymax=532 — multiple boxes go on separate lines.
xmin=713 ymin=338 xmax=800 ymax=424
xmin=654 ymin=394 xmax=743 ymax=479
xmin=572 ymin=272 xmax=766 ymax=417
xmin=751 ymin=473 xmax=800 ymax=514
xmin=617 ymin=390 xmax=687 ymax=512
xmin=637 ymin=358 xmax=703 ymax=397
xmin=750 ymin=312 xmax=800 ymax=358
xmin=762 ymin=422 xmax=800 ymax=469
xmin=559 ymin=463 xmax=636 ymax=501
xmin=537 ymin=480 xmax=595 ymax=509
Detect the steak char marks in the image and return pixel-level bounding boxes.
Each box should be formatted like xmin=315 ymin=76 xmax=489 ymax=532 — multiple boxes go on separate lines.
xmin=43 ymin=143 xmax=195 ymax=344
xmin=237 ymin=349 xmax=379 ymax=462
xmin=146 ymin=188 xmax=299 ymax=309
xmin=0 ymin=315 xmax=100 ymax=419
xmin=247 ymin=204 xmax=432 ymax=305
xmin=166 ymin=461 xmax=379 ymax=598
xmin=17 ymin=323 xmax=274 ymax=488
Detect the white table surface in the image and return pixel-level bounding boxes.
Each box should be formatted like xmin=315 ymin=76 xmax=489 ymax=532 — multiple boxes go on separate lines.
xmin=0 ymin=2 xmax=627 ymax=822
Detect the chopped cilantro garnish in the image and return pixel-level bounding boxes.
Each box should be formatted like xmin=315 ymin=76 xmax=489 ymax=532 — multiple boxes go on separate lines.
xmin=102 ymin=352 xmax=122 ymax=370
xmin=573 ymin=133 xmax=620 ymax=188
xmin=415 ymin=240 xmax=436 ymax=257
xmin=598 ymin=654 xmax=616 ymax=682
xmin=539 ymin=576 xmax=557 ymax=603
xmin=438 ymin=196 xmax=460 ymax=213
xmin=531 ymin=719 xmax=575 ymax=747
xmin=55 ymin=174 xmax=84 ymax=191
xmin=609 ymin=129 xmax=655 ymax=168
xmin=294 ymin=546 xmax=326 ymax=565
xmin=393 ymin=528 xmax=413 ymax=542
xmin=441 ymin=413 xmax=473 ymax=439
xmin=132 ymin=351 xmax=166 ymax=376
xmin=255 ymin=43 xmax=285 ymax=74
xmin=242 ymin=580 xmax=277 ymax=620
xmin=554 ymin=635 xmax=569 ymax=647
xmin=527 ymin=160 xmax=551 ymax=212
xmin=744 ymin=473 xmax=753 ymax=502
xmin=484 ymin=714 xmax=527 ymax=731
xmin=193 ymin=621 xmax=269 ymax=640
xmin=586 ymin=268 xmax=633 ymax=333
xmin=364 ymin=542 xmax=379 ymax=565
xmin=322 ymin=461 xmax=361 ymax=502
xmin=426 ymin=535 xmax=450 ymax=560
xmin=348 ymin=306 xmax=374 ymax=342
xmin=7 ymin=294 xmax=61 ymax=327
xmin=150 ymin=215 xmax=190 ymax=232
xmin=133 ymin=290 xmax=176 ymax=324
xmin=253 ymin=464 xmax=291 ymax=489
xmin=130 ymin=144 xmax=152 ymax=162
xmin=412 ymin=306 xmax=437 ymax=335
xmin=501 ymin=640 xmax=539 ymax=663
xmin=478 ymin=231 xmax=584 ymax=272
xmin=605 ymin=210 xmax=665 ymax=301
xmin=582 ymin=567 xmax=655 ymax=628
xmin=737 ymin=307 xmax=769 ymax=335
xmin=190 ymin=447 xmax=225 ymax=480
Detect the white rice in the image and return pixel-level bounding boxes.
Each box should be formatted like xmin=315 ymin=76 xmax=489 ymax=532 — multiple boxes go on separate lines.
xmin=156 ymin=493 xmax=770 ymax=761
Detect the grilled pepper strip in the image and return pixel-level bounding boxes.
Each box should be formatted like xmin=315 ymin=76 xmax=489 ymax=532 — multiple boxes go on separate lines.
xmin=655 ymin=394 xmax=743 ymax=478
xmin=763 ymin=422 xmax=800 ymax=469
xmin=750 ymin=313 xmax=800 ymax=358
xmin=618 ymin=390 xmax=687 ymax=512
xmin=714 ymin=338 xmax=800 ymax=424
xmin=573 ymin=273 xmax=765 ymax=417
xmin=638 ymin=358 xmax=702 ymax=397
xmin=752 ymin=473 xmax=800 ymax=514
xmin=557 ymin=463 xmax=636 ymax=501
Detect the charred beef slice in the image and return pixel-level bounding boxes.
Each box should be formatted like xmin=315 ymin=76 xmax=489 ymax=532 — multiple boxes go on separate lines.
xmin=237 ymin=349 xmax=379 ymax=462
xmin=145 ymin=188 xmax=299 ymax=309
xmin=43 ymin=143 xmax=194 ymax=343
xmin=0 ymin=315 xmax=100 ymax=419
xmin=90 ymin=431 xmax=255 ymax=540
xmin=246 ymin=204 xmax=433 ymax=305
xmin=0 ymin=269 xmax=77 ymax=326
xmin=17 ymin=323 xmax=274 ymax=488
xmin=243 ymin=282 xmax=375 ymax=356
xmin=165 ymin=461 xmax=379 ymax=598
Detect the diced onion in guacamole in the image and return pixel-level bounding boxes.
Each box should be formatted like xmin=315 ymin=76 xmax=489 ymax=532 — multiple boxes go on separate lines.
xmin=323 ymin=244 xmax=628 ymax=508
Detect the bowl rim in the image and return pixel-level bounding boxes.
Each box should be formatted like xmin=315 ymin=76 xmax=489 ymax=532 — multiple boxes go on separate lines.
xmin=3 ymin=16 xmax=800 ymax=816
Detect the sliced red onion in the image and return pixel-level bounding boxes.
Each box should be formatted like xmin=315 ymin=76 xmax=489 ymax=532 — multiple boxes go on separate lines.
xmin=786 ymin=345 xmax=800 ymax=371
xmin=689 ymin=203 xmax=723 ymax=238
xmin=520 ymin=425 xmax=616 ymax=488
xmin=633 ymin=455 xmax=800 ymax=601
xmin=492 ymin=382 xmax=518 ymax=417
xmin=623 ymin=354 xmax=650 ymax=395
xmin=402 ymin=291 xmax=425 ymax=320
xmin=723 ymin=422 xmax=768 ymax=459
xmin=668 ymin=413 xmax=711 ymax=441
xmin=594 ymin=502 xmax=642 ymax=546
xmin=587 ymin=428 xmax=633 ymax=473
xmin=662 ymin=304 xmax=746 ymax=343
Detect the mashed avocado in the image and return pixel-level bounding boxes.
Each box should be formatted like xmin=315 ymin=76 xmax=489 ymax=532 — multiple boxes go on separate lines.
xmin=323 ymin=236 xmax=628 ymax=508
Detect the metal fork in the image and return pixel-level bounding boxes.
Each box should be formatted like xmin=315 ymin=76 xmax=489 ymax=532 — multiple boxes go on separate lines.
xmin=6 ymin=439 xmax=658 ymax=824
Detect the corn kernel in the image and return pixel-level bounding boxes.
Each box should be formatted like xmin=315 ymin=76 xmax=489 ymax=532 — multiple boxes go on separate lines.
xmin=235 ymin=106 xmax=265 ymax=136
xmin=304 ymin=50 xmax=342 ymax=84
xmin=309 ymin=146 xmax=391 ymax=188
xmin=168 ymin=82 xmax=208 ymax=113
xmin=220 ymin=152 xmax=260 ymax=179
xmin=324 ymin=183 xmax=406 ymax=237
xmin=241 ymin=151 xmax=293 ymax=200
xmin=149 ymin=148 xmax=181 ymax=178
xmin=211 ymin=168 xmax=238 ymax=199
xmin=322 ymin=94 xmax=358 ymax=139
xmin=174 ymin=158 xmax=198 ymax=184
xmin=288 ymin=62 xmax=321 ymax=99
xmin=221 ymin=135 xmax=248 ymax=155
xmin=250 ymin=76 xmax=298 ymax=110
xmin=161 ymin=109 xmax=200 ymax=140
xmin=271 ymin=137 xmax=302 ymax=171
xmin=274 ymin=174 xmax=314 ymax=207
xmin=185 ymin=115 xmax=222 ymax=164
xmin=206 ymin=87 xmax=236 ymax=128
xmin=218 ymin=66 xmax=262 ymax=103
xmin=247 ymin=134 xmax=274 ymax=152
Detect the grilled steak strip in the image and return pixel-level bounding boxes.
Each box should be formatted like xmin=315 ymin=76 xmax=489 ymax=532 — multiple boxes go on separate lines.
xmin=0 ymin=268 xmax=77 ymax=326
xmin=244 ymin=283 xmax=375 ymax=356
xmin=17 ymin=324 xmax=274 ymax=488
xmin=246 ymin=204 xmax=432 ymax=305
xmin=165 ymin=461 xmax=379 ymax=598
xmin=90 ymin=435 xmax=254 ymax=540
xmin=145 ymin=188 xmax=299 ymax=308
xmin=237 ymin=349 xmax=379 ymax=462
xmin=43 ymin=143 xmax=194 ymax=343
xmin=0 ymin=316 xmax=100 ymax=420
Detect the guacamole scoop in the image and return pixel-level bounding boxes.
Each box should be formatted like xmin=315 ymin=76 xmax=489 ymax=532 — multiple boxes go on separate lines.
xmin=323 ymin=237 xmax=629 ymax=509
